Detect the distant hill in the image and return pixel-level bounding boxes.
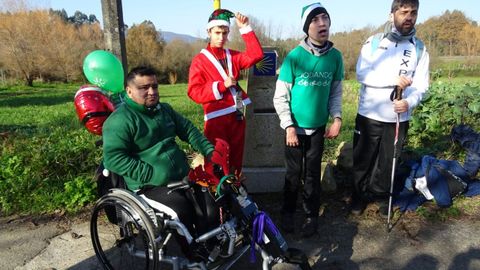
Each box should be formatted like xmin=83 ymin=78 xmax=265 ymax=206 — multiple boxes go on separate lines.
xmin=161 ymin=31 xmax=202 ymax=43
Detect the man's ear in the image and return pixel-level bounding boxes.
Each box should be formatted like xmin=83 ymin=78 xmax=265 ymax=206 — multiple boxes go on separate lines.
xmin=389 ymin=13 xmax=394 ymax=22
xmin=125 ymin=85 xmax=133 ymax=98
xmin=206 ymin=29 xmax=211 ymax=42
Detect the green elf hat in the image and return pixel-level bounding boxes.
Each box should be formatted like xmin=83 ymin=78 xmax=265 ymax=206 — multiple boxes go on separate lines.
xmin=301 ymin=2 xmax=330 ymax=34
xmin=207 ymin=9 xmax=235 ymax=30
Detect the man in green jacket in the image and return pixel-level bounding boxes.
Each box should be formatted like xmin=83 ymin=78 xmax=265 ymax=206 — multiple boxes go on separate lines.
xmin=102 ymin=66 xmax=216 ymax=246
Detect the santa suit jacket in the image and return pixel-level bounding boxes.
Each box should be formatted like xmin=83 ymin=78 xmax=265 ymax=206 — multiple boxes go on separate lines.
xmin=188 ymin=25 xmax=263 ymax=121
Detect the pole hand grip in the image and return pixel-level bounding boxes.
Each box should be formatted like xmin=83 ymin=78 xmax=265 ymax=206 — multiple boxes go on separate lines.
xmin=390 ymin=86 xmax=403 ymax=101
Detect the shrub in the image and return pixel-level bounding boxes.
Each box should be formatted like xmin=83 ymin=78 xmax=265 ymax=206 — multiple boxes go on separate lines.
xmin=408 ymin=81 xmax=480 ymax=158
xmin=0 ymin=129 xmax=101 ymax=215
xmin=1 ymin=79 xmax=478 ymax=216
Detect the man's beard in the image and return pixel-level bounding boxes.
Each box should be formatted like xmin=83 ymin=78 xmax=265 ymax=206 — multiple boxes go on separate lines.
xmin=395 ymin=20 xmax=414 ymax=35
xmin=144 ymin=95 xmax=159 ymax=108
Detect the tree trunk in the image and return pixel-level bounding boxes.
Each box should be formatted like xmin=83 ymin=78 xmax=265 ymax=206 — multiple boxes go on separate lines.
xmin=168 ymin=71 xmax=177 ymax=85
xmin=25 ymin=76 xmax=33 ymax=87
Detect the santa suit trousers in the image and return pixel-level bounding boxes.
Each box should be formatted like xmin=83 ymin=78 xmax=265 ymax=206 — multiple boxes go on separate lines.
xmin=204 ymin=112 xmax=246 ymax=173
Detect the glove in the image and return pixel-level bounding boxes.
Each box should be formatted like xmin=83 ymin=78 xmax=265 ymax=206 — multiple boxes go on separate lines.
xmin=210 ymin=138 xmax=230 ymax=175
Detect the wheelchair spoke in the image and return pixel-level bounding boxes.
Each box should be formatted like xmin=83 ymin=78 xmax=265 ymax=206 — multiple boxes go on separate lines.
xmin=91 ymin=199 xmax=157 ymax=270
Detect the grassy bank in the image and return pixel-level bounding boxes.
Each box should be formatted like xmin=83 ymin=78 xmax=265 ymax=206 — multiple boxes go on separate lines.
xmin=0 ymin=78 xmax=478 ymax=216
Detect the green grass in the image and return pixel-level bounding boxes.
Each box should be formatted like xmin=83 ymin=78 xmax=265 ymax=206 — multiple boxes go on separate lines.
xmin=160 ymin=81 xmax=360 ymax=160
xmin=0 ymin=77 xmax=478 ymax=216
xmin=0 ymin=82 xmax=217 ymax=215
xmin=415 ymin=195 xmax=480 ymax=222
xmin=158 ymin=83 xmax=204 ymax=130
xmin=0 ymin=83 xmax=98 ymax=215
xmin=0 ymin=80 xmax=359 ymax=215
xmin=323 ymin=80 xmax=358 ymax=160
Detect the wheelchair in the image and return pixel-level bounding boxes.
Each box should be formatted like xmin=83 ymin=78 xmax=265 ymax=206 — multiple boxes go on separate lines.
xmin=90 ymin=164 xmax=311 ymax=270
xmin=75 ymin=86 xmax=310 ymax=270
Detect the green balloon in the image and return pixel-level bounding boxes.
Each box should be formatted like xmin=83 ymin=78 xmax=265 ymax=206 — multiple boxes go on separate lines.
xmin=83 ymin=50 xmax=125 ymax=93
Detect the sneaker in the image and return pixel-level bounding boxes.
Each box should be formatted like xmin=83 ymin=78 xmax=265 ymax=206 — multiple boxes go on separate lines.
xmin=350 ymin=199 xmax=367 ymax=216
xmin=378 ymin=201 xmax=390 ymax=218
xmin=280 ymin=213 xmax=295 ymax=234
xmin=301 ymin=217 xmax=318 ymax=238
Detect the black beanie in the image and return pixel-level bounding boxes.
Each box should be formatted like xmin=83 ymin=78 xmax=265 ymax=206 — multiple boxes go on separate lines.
xmin=301 ymin=3 xmax=330 ymax=34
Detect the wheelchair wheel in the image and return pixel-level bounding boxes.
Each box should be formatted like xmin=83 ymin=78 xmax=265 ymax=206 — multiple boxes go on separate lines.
xmin=91 ymin=193 xmax=159 ymax=270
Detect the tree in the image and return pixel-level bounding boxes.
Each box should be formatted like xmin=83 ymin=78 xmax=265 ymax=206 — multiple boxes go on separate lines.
xmin=161 ymin=39 xmax=196 ymax=84
xmin=436 ymin=10 xmax=470 ymax=56
xmin=126 ymin=21 xmax=165 ymax=72
xmin=0 ymin=6 xmax=104 ymax=85
xmin=0 ymin=10 xmax=49 ymax=85
xmin=459 ymin=24 xmax=480 ymax=56
xmin=69 ymin=10 xmax=88 ymax=25
xmin=44 ymin=16 xmax=103 ymax=82
xmin=273 ymin=37 xmax=300 ymax=67
xmin=417 ymin=17 xmax=442 ymax=56
xmin=88 ymin=14 xmax=98 ymax=24
xmin=49 ymin=9 xmax=98 ymax=25
xmin=228 ymin=15 xmax=275 ymax=51
xmin=331 ymin=27 xmax=373 ymax=79
xmin=49 ymin=8 xmax=68 ymax=22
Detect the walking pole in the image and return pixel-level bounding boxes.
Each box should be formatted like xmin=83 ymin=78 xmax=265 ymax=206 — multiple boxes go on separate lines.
xmin=387 ymin=86 xmax=402 ymax=232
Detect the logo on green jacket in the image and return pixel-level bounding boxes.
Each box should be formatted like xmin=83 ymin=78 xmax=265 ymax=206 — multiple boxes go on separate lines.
xmin=297 ymin=71 xmax=333 ymax=87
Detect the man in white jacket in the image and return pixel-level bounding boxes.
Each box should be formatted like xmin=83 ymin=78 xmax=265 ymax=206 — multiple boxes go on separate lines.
xmin=351 ymin=0 xmax=429 ymax=216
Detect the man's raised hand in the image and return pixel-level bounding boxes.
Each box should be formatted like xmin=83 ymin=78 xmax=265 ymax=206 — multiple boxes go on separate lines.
xmin=235 ymin=12 xmax=249 ymax=28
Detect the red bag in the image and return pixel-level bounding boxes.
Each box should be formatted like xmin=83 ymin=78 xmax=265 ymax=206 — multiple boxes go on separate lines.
xmin=74 ymin=85 xmax=115 ymax=135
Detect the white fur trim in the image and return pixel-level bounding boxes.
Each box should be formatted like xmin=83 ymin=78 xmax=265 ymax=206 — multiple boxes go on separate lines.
xmin=203 ymin=99 xmax=251 ymax=121
xmin=200 ymin=49 xmax=229 ymax=79
xmin=230 ymin=87 xmax=238 ymax=107
xmin=204 ymin=106 xmax=237 ymax=121
xmin=239 ymin=25 xmax=253 ymax=34
xmin=226 ymin=49 xmax=233 ymax=77
xmin=207 ymin=19 xmax=230 ymax=30
xmin=212 ymin=81 xmax=223 ymax=100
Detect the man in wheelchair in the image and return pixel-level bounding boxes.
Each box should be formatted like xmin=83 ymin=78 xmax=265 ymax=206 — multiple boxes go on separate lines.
xmin=102 ymin=66 xmax=219 ymax=260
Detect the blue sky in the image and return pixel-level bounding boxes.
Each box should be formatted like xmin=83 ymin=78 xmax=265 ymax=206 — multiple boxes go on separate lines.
xmin=49 ymin=0 xmax=479 ymax=38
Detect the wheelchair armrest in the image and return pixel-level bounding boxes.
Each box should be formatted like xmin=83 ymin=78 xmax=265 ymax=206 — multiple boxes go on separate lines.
xmin=167 ymin=176 xmax=191 ymax=190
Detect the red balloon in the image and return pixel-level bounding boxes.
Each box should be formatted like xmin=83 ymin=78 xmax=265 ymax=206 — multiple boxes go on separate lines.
xmin=74 ymin=85 xmax=115 ymax=135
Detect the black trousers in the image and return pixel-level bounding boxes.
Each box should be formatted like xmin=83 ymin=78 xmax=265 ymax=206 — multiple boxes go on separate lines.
xmin=141 ymin=185 xmax=219 ymax=236
xmin=352 ymin=114 xmax=408 ymax=201
xmin=282 ymin=127 xmax=325 ymax=218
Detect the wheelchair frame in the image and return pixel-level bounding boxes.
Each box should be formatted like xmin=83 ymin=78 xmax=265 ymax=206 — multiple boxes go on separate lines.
xmin=90 ymin=187 xmax=277 ymax=270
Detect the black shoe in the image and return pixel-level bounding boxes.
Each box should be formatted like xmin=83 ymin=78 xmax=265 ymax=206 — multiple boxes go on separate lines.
xmin=350 ymin=199 xmax=367 ymax=216
xmin=301 ymin=217 xmax=317 ymax=238
xmin=280 ymin=213 xmax=295 ymax=234
xmin=187 ymin=242 xmax=210 ymax=262
xmin=378 ymin=201 xmax=389 ymax=218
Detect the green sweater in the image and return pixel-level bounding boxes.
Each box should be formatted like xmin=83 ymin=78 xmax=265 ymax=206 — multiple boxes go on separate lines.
xmin=278 ymin=42 xmax=344 ymax=128
xmin=102 ymin=98 xmax=214 ymax=190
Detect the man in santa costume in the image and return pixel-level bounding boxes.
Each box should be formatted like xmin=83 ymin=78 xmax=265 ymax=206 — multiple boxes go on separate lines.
xmin=187 ymin=9 xmax=263 ymax=176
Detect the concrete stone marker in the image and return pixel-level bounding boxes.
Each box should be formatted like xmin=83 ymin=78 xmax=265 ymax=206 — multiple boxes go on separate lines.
xmin=243 ymin=47 xmax=285 ymax=193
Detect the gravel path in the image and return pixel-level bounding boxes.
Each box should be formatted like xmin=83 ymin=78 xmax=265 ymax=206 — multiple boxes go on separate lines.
xmin=1 ymin=193 xmax=480 ymax=270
